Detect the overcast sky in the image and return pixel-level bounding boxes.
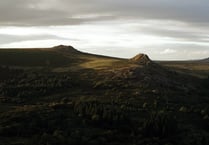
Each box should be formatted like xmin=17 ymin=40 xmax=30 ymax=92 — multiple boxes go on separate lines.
xmin=0 ymin=0 xmax=209 ymax=60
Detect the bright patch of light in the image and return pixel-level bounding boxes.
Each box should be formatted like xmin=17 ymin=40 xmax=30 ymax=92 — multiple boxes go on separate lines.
xmin=160 ymin=48 xmax=176 ymax=54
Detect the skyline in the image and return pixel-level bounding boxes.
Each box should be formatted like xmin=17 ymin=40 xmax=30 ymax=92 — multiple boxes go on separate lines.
xmin=0 ymin=0 xmax=209 ymax=60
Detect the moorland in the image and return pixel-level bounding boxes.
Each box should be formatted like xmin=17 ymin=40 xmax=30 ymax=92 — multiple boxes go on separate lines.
xmin=0 ymin=45 xmax=209 ymax=145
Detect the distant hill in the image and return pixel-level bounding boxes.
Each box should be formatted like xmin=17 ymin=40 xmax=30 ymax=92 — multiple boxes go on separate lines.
xmin=0 ymin=45 xmax=147 ymax=70
xmin=199 ymin=57 xmax=209 ymax=63
xmin=0 ymin=45 xmax=86 ymax=67
xmin=0 ymin=45 xmax=122 ymax=67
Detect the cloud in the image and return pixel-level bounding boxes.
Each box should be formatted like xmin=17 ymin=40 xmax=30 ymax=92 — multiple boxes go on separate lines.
xmin=126 ymin=19 xmax=209 ymax=44
xmin=0 ymin=0 xmax=209 ymax=26
xmin=0 ymin=0 xmax=208 ymax=60
xmin=0 ymin=34 xmax=70 ymax=45
xmin=144 ymin=43 xmax=209 ymax=60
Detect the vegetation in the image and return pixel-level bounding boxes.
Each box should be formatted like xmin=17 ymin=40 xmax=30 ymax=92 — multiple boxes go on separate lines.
xmin=0 ymin=46 xmax=209 ymax=145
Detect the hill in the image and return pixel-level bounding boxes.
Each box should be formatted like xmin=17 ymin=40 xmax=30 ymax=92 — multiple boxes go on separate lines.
xmin=0 ymin=45 xmax=124 ymax=69
xmin=0 ymin=45 xmax=82 ymax=67
xmin=158 ymin=58 xmax=209 ymax=78
xmin=199 ymin=57 xmax=209 ymax=63
xmin=0 ymin=45 xmax=209 ymax=145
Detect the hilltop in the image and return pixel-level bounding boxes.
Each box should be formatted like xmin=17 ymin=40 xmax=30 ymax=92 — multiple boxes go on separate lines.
xmin=0 ymin=45 xmax=82 ymax=67
xmin=130 ymin=53 xmax=151 ymax=64
xmin=51 ymin=45 xmax=83 ymax=56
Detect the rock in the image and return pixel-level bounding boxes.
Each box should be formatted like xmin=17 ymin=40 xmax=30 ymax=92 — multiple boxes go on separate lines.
xmin=130 ymin=53 xmax=151 ymax=64
xmin=52 ymin=45 xmax=79 ymax=54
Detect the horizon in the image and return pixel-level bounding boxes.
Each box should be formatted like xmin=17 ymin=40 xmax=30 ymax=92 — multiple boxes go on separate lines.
xmin=0 ymin=44 xmax=208 ymax=61
xmin=0 ymin=0 xmax=209 ymax=60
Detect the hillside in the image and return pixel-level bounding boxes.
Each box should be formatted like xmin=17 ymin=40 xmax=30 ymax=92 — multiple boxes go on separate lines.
xmin=199 ymin=57 xmax=209 ymax=63
xmin=0 ymin=45 xmax=125 ymax=69
xmin=0 ymin=45 xmax=209 ymax=145
xmin=158 ymin=58 xmax=209 ymax=78
xmin=0 ymin=45 xmax=84 ymax=67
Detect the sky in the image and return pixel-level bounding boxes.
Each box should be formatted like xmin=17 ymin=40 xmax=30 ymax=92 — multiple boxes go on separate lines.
xmin=0 ymin=0 xmax=209 ymax=60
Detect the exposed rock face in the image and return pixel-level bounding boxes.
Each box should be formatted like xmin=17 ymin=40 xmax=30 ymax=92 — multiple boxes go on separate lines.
xmin=130 ymin=53 xmax=151 ymax=64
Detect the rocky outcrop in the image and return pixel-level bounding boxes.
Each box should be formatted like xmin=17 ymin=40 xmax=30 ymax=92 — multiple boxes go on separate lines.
xmin=52 ymin=45 xmax=80 ymax=54
xmin=130 ymin=53 xmax=151 ymax=64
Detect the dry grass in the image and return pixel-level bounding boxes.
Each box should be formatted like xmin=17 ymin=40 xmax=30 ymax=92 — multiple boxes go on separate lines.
xmin=158 ymin=61 xmax=209 ymax=78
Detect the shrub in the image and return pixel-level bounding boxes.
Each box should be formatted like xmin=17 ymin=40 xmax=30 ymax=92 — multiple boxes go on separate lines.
xmin=73 ymin=99 xmax=128 ymax=124
xmin=179 ymin=106 xmax=188 ymax=112
xmin=142 ymin=111 xmax=178 ymax=138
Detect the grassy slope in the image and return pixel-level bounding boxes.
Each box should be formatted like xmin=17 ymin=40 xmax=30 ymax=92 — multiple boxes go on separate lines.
xmin=0 ymin=47 xmax=126 ymax=68
xmin=158 ymin=61 xmax=209 ymax=78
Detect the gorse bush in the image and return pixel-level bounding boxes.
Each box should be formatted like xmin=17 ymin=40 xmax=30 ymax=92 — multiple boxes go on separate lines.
xmin=73 ymin=99 xmax=129 ymax=124
xmin=0 ymin=72 xmax=76 ymax=97
xmin=142 ymin=110 xmax=178 ymax=138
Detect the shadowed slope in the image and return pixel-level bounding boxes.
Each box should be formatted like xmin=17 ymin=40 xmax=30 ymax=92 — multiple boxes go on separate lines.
xmin=0 ymin=45 xmax=123 ymax=68
xmin=0 ymin=45 xmax=89 ymax=67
